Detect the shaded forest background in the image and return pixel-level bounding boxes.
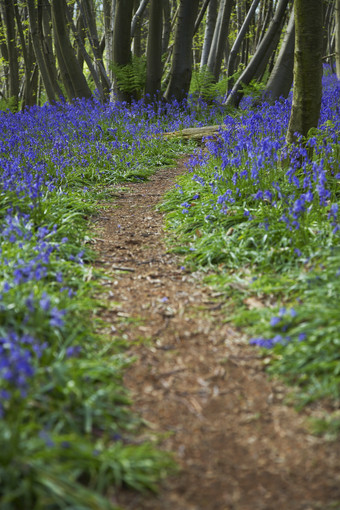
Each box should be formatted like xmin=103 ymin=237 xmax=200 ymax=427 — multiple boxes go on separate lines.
xmin=0 ymin=0 xmax=339 ymax=111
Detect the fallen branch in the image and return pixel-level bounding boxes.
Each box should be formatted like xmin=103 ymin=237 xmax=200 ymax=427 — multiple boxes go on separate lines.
xmin=164 ymin=124 xmax=225 ymax=141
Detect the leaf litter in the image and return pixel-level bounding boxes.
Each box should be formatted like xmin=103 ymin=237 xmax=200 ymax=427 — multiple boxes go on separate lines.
xmin=93 ymin=159 xmax=340 ymax=510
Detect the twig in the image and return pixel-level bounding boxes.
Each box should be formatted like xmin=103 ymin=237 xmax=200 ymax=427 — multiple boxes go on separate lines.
xmin=111 ymin=265 xmax=136 ymax=272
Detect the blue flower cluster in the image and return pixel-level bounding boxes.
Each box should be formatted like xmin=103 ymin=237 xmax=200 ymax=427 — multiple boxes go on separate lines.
xmin=185 ymin=71 xmax=340 ymax=239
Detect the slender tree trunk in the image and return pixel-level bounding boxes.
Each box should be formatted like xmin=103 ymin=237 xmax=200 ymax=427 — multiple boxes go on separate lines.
xmin=336 ymin=0 xmax=340 ymax=78
xmin=14 ymin=4 xmax=36 ymax=107
xmin=263 ymin=8 xmax=294 ymax=101
xmin=162 ymin=0 xmax=171 ymax=56
xmin=64 ymin=4 xmax=104 ymax=98
xmin=78 ymin=0 xmax=111 ymax=98
xmin=75 ymin=10 xmax=85 ymax=70
xmin=131 ymin=0 xmax=150 ymax=36
xmin=145 ymin=0 xmax=163 ymax=99
xmin=224 ymin=0 xmax=291 ymax=107
xmin=194 ymin=0 xmax=212 ymax=35
xmin=0 ymin=12 xmax=9 ymax=98
xmin=132 ymin=0 xmax=142 ymax=57
xmin=227 ymin=0 xmax=261 ymax=90
xmin=1 ymin=0 xmax=20 ymax=109
xmin=164 ymin=0 xmax=199 ymax=102
xmin=51 ymin=0 xmax=92 ymax=100
xmin=200 ymin=0 xmax=218 ymax=69
xmin=206 ymin=0 xmax=235 ymax=82
xmin=286 ymin=0 xmax=323 ymax=144
xmin=27 ymin=0 xmax=59 ymax=103
xmin=113 ymin=0 xmax=134 ymax=101
xmin=103 ymin=0 xmax=115 ymax=81
xmin=41 ymin=0 xmax=64 ymax=98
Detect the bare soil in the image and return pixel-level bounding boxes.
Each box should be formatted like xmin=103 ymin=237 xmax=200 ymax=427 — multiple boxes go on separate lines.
xmin=92 ymin=159 xmax=340 ymax=510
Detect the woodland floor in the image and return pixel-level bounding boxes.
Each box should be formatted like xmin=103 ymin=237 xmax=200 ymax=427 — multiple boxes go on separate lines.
xmin=92 ymin=158 xmax=340 ymax=510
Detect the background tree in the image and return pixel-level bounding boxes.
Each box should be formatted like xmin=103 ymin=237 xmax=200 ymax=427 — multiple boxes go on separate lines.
xmin=286 ymin=0 xmax=323 ymax=144
xmin=206 ymin=0 xmax=235 ymax=82
xmin=262 ymin=7 xmax=294 ymax=101
xmin=0 ymin=0 xmax=19 ymax=110
xmin=165 ymin=0 xmax=200 ymax=102
xmin=112 ymin=0 xmax=134 ymax=101
xmin=224 ymin=0 xmax=291 ymax=108
xmin=336 ymin=0 xmax=340 ymax=78
xmin=145 ymin=0 xmax=163 ymax=99
xmin=51 ymin=0 xmax=92 ymax=100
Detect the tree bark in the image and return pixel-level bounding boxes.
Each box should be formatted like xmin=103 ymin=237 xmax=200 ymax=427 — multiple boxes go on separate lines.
xmin=164 ymin=0 xmax=200 ymax=102
xmin=51 ymin=0 xmax=92 ymax=100
xmin=145 ymin=0 xmax=163 ymax=99
xmin=162 ymin=0 xmax=171 ymax=56
xmin=14 ymin=4 xmax=37 ymax=107
xmin=113 ymin=0 xmax=134 ymax=101
xmin=336 ymin=0 xmax=340 ymax=79
xmin=131 ymin=0 xmax=150 ymax=37
xmin=64 ymin=5 xmax=105 ymax=99
xmin=41 ymin=0 xmax=64 ymax=99
xmin=286 ymin=0 xmax=323 ymax=144
xmin=78 ymin=0 xmax=111 ymax=98
xmin=27 ymin=0 xmax=59 ymax=103
xmin=103 ymin=0 xmax=115 ymax=81
xmin=227 ymin=0 xmax=261 ymax=91
xmin=194 ymin=0 xmax=212 ymax=35
xmin=224 ymin=0 xmax=291 ymax=108
xmin=206 ymin=0 xmax=235 ymax=82
xmin=263 ymin=8 xmax=294 ymax=101
xmin=200 ymin=0 xmax=218 ymax=69
xmin=1 ymin=0 xmax=20 ymax=109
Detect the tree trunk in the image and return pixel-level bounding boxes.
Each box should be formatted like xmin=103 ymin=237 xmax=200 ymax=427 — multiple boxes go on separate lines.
xmin=286 ymin=0 xmax=323 ymax=144
xmin=103 ymin=0 xmax=115 ymax=81
xmin=336 ymin=0 xmax=340 ymax=79
xmin=194 ymin=0 xmax=212 ymax=35
xmin=263 ymin=8 xmax=294 ymax=101
xmin=113 ymin=0 xmax=134 ymax=101
xmin=0 ymin=11 xmax=9 ymax=98
xmin=75 ymin=10 xmax=85 ymax=70
xmin=64 ymin=4 xmax=104 ymax=98
xmin=27 ymin=0 xmax=59 ymax=103
xmin=41 ymin=0 xmax=64 ymax=99
xmin=227 ymin=0 xmax=261 ymax=91
xmin=224 ymin=0 xmax=291 ymax=108
xmin=162 ymin=0 xmax=171 ymax=56
xmin=206 ymin=0 xmax=235 ymax=82
xmin=145 ymin=0 xmax=163 ymax=99
xmin=78 ymin=0 xmax=111 ymax=98
xmin=164 ymin=0 xmax=199 ymax=102
xmin=131 ymin=0 xmax=150 ymax=37
xmin=51 ymin=0 xmax=92 ymax=100
xmin=1 ymin=0 xmax=20 ymax=109
xmin=132 ymin=0 xmax=142 ymax=57
xmin=200 ymin=0 xmax=218 ymax=69
xmin=14 ymin=4 xmax=37 ymax=107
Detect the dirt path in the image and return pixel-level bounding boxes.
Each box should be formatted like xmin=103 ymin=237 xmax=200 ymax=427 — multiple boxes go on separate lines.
xmin=93 ymin=160 xmax=340 ymax=510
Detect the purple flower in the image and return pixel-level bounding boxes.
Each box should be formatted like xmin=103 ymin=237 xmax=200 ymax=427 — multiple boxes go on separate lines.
xmin=39 ymin=292 xmax=50 ymax=312
xmin=50 ymin=307 xmax=66 ymax=328
xmin=270 ymin=316 xmax=281 ymax=327
xmin=66 ymin=345 xmax=81 ymax=358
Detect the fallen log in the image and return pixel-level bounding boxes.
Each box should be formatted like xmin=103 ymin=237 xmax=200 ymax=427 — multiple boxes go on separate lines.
xmin=164 ymin=124 xmax=225 ymax=141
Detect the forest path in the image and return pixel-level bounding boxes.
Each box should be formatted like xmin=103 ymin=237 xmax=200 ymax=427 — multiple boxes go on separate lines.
xmin=92 ymin=159 xmax=340 ymax=510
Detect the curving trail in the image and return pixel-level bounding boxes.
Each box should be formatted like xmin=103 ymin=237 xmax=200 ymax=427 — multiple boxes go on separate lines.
xmin=93 ymin=160 xmax=340 ymax=510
